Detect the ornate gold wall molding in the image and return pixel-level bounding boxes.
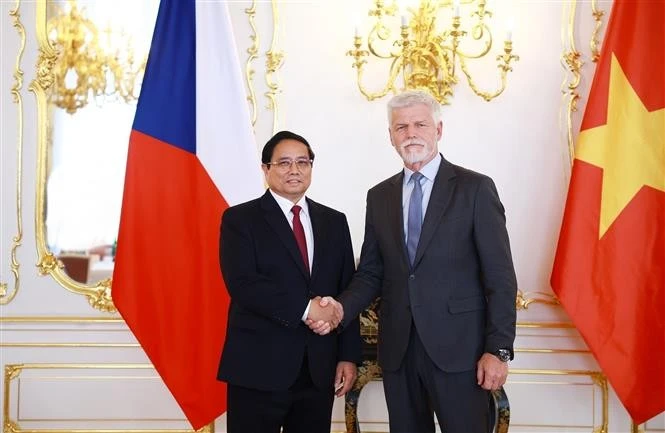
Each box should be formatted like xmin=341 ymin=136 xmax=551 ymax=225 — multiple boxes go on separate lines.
xmin=3 ymin=364 xmax=214 ymax=433
xmin=516 ymin=289 xmax=560 ymax=310
xmin=515 ymin=348 xmax=589 ymax=354
xmin=244 ymin=0 xmax=259 ymax=127
xmin=1 ymin=0 xmax=26 ymax=306
xmin=560 ymin=0 xmax=582 ymax=168
xmin=28 ymin=0 xmax=116 ymax=313
xmin=509 ymin=368 xmax=608 ymax=433
xmin=0 ymin=316 xmax=123 ymax=323
xmin=631 ymin=419 xmax=665 ymax=433
xmin=560 ymin=0 xmax=608 ymax=168
xmin=1 ymin=342 xmax=140 ymax=348
xmin=265 ymin=0 xmax=284 ymax=134
xmin=590 ymin=0 xmax=606 ymax=63
xmin=517 ymin=321 xmax=574 ymax=329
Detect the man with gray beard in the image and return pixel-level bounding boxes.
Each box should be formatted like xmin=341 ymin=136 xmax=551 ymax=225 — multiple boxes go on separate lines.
xmin=309 ymin=90 xmax=518 ymax=433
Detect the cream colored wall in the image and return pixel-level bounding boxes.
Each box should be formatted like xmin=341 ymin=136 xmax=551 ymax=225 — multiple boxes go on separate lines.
xmin=2 ymin=1 xmax=664 ymax=432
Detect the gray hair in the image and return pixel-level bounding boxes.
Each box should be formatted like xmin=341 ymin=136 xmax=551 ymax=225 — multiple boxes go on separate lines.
xmin=387 ymin=90 xmax=442 ymax=124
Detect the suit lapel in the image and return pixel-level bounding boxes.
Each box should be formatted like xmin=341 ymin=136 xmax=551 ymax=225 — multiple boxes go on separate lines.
xmin=387 ymin=172 xmax=410 ymax=268
xmin=260 ymin=191 xmax=310 ymax=279
xmin=413 ymin=157 xmax=456 ymax=268
xmin=307 ymin=198 xmax=326 ymax=283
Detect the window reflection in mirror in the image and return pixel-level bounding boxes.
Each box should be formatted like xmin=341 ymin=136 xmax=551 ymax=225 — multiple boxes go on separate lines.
xmin=45 ymin=0 xmax=158 ymax=285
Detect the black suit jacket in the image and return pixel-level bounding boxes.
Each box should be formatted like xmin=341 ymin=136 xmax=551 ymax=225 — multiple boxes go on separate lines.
xmin=217 ymin=190 xmax=361 ymax=391
xmin=339 ymin=156 xmax=517 ymax=373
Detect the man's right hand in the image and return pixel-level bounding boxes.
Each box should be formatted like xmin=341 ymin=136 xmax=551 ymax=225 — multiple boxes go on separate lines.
xmin=306 ymin=296 xmax=344 ymax=335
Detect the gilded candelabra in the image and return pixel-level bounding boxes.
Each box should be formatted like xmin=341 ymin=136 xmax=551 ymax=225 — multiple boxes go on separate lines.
xmin=347 ymin=0 xmax=519 ymax=104
xmin=47 ymin=0 xmax=146 ymax=114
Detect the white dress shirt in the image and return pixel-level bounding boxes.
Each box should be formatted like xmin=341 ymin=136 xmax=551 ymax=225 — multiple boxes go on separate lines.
xmin=269 ymin=190 xmax=314 ymax=321
xmin=402 ymin=153 xmax=442 ymax=241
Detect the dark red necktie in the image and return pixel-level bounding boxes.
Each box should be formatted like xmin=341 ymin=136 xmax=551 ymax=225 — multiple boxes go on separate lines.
xmin=291 ymin=205 xmax=310 ymax=273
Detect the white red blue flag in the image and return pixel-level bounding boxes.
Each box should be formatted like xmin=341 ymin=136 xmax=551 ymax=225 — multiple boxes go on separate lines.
xmin=113 ymin=0 xmax=263 ymax=428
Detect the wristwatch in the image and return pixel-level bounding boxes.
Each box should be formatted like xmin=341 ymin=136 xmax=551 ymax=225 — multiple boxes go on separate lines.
xmin=494 ymin=348 xmax=511 ymax=362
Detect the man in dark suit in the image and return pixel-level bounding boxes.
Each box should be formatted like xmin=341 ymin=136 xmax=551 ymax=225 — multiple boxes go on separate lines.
xmin=310 ymin=90 xmax=518 ymax=433
xmin=217 ymin=130 xmax=360 ymax=433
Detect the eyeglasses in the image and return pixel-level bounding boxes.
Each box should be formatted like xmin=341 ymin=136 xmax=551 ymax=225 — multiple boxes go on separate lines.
xmin=265 ymin=158 xmax=313 ymax=172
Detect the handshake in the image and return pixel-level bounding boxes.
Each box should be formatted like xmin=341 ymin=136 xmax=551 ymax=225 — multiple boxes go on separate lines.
xmin=306 ymin=296 xmax=344 ymax=335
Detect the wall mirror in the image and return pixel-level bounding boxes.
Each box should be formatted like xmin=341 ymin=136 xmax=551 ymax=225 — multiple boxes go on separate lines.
xmin=33 ymin=0 xmax=158 ymax=311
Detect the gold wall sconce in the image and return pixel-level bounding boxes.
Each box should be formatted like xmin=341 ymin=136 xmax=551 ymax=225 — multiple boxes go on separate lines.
xmin=47 ymin=0 xmax=146 ymax=113
xmin=347 ymin=0 xmax=519 ymax=104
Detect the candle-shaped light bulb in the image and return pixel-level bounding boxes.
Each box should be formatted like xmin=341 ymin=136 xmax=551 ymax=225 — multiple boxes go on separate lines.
xmin=453 ymin=0 xmax=460 ymax=17
xmin=355 ymin=26 xmax=360 ymax=38
xmin=505 ymin=16 xmax=514 ymax=42
xmin=401 ymin=15 xmax=408 ymax=27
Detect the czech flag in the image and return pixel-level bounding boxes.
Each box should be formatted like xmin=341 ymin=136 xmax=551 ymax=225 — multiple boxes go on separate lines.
xmin=112 ymin=0 xmax=263 ymax=428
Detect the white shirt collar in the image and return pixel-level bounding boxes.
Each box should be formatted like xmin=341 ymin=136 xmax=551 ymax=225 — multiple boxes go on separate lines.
xmin=269 ymin=190 xmax=309 ymax=217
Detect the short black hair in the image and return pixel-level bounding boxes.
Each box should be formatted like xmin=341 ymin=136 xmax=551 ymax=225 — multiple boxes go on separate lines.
xmin=261 ymin=130 xmax=315 ymax=164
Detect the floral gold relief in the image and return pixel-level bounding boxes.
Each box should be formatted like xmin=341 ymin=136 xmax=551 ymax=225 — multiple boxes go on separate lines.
xmin=244 ymin=0 xmax=259 ymax=127
xmin=590 ymin=0 xmax=606 ymax=63
xmin=560 ymin=0 xmax=608 ymax=168
xmin=1 ymin=0 xmax=26 ymax=305
xmin=265 ymin=0 xmax=284 ymax=134
xmin=560 ymin=0 xmax=582 ymax=168
xmin=29 ymin=0 xmax=116 ymax=313
xmin=515 ymin=289 xmax=560 ymax=310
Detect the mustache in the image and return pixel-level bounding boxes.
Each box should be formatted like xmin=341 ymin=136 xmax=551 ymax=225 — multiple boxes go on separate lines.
xmin=399 ymin=138 xmax=427 ymax=149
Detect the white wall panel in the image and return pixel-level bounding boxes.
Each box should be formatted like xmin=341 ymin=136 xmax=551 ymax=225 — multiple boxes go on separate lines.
xmin=2 ymin=1 xmax=665 ymax=432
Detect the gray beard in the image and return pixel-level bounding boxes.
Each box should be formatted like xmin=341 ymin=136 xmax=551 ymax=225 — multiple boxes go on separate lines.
xmin=400 ymin=145 xmax=428 ymax=164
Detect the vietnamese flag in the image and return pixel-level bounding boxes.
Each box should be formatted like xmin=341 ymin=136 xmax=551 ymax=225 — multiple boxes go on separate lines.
xmin=551 ymin=0 xmax=665 ymax=425
xmin=112 ymin=0 xmax=263 ymax=429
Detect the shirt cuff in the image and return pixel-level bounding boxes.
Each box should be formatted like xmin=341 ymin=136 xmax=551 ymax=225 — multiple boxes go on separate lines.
xmin=301 ymin=299 xmax=312 ymax=322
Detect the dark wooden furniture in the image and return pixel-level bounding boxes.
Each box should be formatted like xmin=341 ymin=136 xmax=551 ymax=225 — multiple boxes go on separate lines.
xmin=57 ymin=254 xmax=91 ymax=284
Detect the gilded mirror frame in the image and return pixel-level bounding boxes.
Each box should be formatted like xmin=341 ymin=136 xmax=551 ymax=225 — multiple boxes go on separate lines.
xmin=31 ymin=0 xmax=115 ymax=312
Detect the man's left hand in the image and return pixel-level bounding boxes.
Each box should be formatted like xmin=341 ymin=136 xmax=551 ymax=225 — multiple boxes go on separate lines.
xmin=476 ymin=352 xmax=508 ymax=391
xmin=334 ymin=361 xmax=357 ymax=397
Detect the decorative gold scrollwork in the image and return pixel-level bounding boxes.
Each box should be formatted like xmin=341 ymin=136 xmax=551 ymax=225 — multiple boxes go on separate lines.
xmin=29 ymin=0 xmax=117 ymax=313
xmin=265 ymin=0 xmax=284 ymax=133
xmin=245 ymin=1 xmax=259 ymax=127
xmin=4 ymin=420 xmax=21 ymax=433
xmin=515 ymin=290 xmax=560 ymax=310
xmin=359 ymin=299 xmax=379 ymax=345
xmin=560 ymin=0 xmax=582 ymax=168
xmin=590 ymin=0 xmax=606 ymax=63
xmin=1 ymin=0 xmax=26 ymax=306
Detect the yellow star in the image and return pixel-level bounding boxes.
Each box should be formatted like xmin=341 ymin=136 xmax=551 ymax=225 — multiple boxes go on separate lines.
xmin=575 ymin=54 xmax=665 ymax=238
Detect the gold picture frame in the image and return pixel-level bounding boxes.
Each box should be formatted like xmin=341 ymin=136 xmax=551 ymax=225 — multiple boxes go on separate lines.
xmin=30 ymin=0 xmax=115 ymax=312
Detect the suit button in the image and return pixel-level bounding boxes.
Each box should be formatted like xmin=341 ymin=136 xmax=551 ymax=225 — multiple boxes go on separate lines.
xmin=409 ymin=274 xmax=415 ymax=280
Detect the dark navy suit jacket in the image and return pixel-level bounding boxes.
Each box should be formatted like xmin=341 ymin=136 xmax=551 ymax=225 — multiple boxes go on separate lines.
xmin=217 ymin=190 xmax=361 ymax=391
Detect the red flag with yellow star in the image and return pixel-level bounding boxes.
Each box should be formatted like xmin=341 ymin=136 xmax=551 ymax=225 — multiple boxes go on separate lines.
xmin=551 ymin=0 xmax=664 ymax=424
